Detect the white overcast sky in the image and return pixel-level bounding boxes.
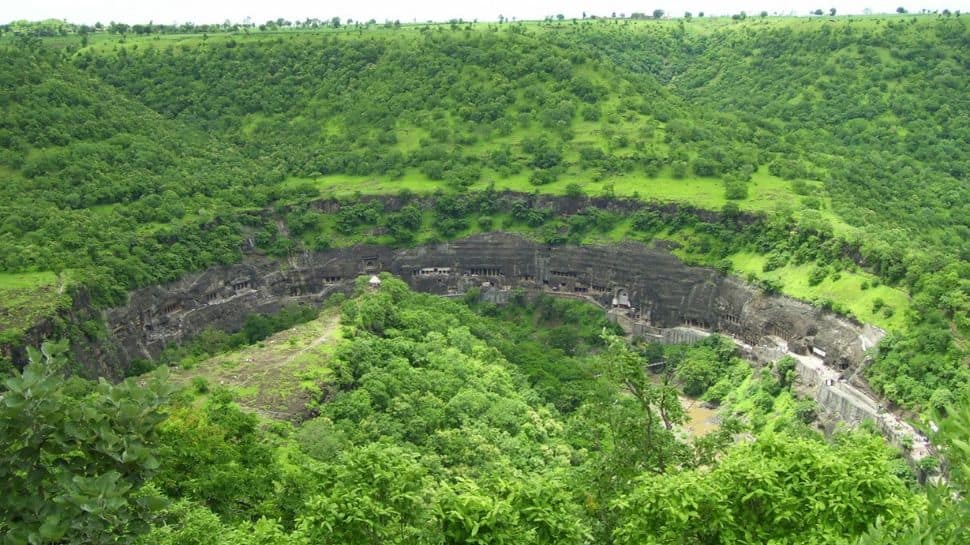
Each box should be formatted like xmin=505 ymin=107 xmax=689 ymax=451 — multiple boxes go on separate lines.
xmin=5 ymin=0 xmax=969 ymax=25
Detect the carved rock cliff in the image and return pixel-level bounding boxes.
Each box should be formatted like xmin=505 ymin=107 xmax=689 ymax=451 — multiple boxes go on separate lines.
xmin=106 ymin=232 xmax=880 ymax=375
xmin=98 ymin=232 xmax=941 ymax=463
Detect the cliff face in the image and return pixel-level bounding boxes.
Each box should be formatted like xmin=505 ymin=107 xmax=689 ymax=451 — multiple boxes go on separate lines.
xmin=98 ymin=231 xmax=940 ymax=466
xmin=104 ymin=232 xmax=881 ymax=376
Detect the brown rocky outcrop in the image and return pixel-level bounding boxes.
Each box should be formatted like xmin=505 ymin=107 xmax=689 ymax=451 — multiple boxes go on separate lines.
xmin=104 ymin=232 xmax=880 ymax=377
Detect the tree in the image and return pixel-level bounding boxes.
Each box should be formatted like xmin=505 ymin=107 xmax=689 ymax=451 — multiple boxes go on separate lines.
xmin=830 ymin=7 xmax=837 ymax=16
xmin=135 ymin=500 xmax=228 ymax=545
xmin=437 ymin=478 xmax=522 ymax=544
xmin=601 ymin=333 xmax=685 ymax=463
xmin=897 ymin=7 xmax=907 ymax=13
xmin=613 ymin=432 xmax=917 ymax=544
xmin=569 ymin=334 xmax=692 ymax=539
xmin=296 ymin=443 xmax=431 ymax=544
xmin=436 ymin=473 xmax=588 ymax=545
xmin=653 ymin=9 xmax=665 ymax=19
xmin=385 ymin=204 xmax=423 ymax=242
xmin=725 ymin=178 xmax=749 ymax=200
xmin=671 ymin=160 xmax=689 ymax=179
xmin=0 ymin=342 xmax=174 ymax=544
xmin=565 ymin=182 xmax=585 ymax=199
xmin=150 ymin=384 xmax=293 ymax=521
xmin=674 ymin=347 xmax=721 ymax=397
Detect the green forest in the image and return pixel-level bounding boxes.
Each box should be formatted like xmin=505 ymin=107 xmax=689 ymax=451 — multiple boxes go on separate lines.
xmin=5 ymin=278 xmax=969 ymax=544
xmin=0 ymin=12 xmax=968 ymax=544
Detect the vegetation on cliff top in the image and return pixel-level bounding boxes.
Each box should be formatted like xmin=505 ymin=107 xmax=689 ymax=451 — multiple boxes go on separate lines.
xmin=0 ymin=15 xmax=967 ymax=408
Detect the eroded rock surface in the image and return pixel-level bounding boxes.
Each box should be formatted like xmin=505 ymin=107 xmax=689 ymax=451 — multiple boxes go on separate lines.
xmin=100 ymin=232 xmax=939 ymax=463
xmin=107 ymin=232 xmax=878 ymax=373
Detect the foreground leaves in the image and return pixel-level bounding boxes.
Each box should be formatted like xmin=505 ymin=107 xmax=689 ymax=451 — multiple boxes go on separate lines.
xmin=0 ymin=342 xmax=174 ymax=544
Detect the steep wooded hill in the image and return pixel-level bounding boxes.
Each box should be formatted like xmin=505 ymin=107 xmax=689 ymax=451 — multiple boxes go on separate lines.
xmin=0 ymin=15 xmax=967 ymax=409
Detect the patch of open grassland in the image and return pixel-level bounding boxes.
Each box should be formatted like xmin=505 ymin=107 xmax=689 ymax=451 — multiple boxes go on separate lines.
xmin=729 ymin=252 xmax=910 ymax=331
xmin=0 ymin=272 xmax=72 ymax=344
xmin=166 ymin=309 xmax=343 ymax=421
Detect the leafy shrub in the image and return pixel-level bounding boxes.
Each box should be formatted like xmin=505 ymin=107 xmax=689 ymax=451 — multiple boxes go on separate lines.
xmin=808 ymin=266 xmax=827 ymax=286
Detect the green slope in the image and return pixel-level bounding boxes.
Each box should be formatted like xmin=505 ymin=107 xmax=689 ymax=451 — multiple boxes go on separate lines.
xmin=0 ymin=15 xmax=966 ymax=410
xmin=5 ymin=275 xmax=943 ymax=544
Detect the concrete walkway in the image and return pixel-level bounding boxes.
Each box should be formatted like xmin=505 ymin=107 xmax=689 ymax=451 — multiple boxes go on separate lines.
xmin=690 ymin=327 xmax=934 ymax=463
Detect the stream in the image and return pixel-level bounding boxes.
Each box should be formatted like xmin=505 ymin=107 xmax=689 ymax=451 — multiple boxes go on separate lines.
xmin=680 ymin=396 xmax=719 ymax=437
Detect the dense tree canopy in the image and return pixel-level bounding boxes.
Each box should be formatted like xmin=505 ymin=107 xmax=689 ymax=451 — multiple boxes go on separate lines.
xmin=5 ymin=278 xmax=955 ymax=544
xmin=1 ymin=15 xmax=966 ymax=411
xmin=0 ymin=19 xmax=967 ymax=544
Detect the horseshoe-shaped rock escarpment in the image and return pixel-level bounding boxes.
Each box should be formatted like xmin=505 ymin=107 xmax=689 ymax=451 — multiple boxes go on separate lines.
xmin=107 ymin=232 xmax=882 ymax=373
xmin=104 ymin=232 xmax=936 ymax=463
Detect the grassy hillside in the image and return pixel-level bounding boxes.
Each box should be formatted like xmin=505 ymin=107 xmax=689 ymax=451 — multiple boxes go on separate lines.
xmin=72 ymin=16 xmax=970 ymax=252
xmin=0 ymin=14 xmax=966 ymax=409
xmin=164 ymin=309 xmax=341 ymax=421
xmin=0 ymin=271 xmax=69 ymax=343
